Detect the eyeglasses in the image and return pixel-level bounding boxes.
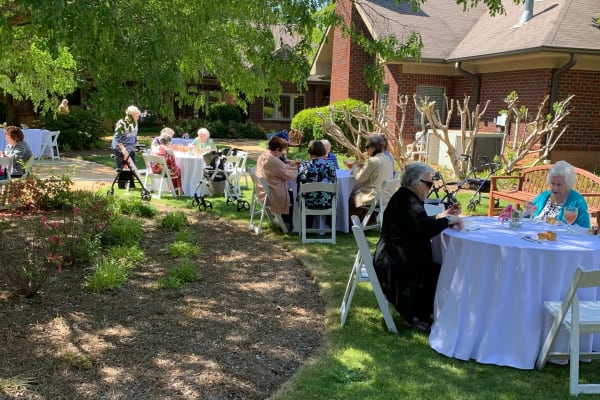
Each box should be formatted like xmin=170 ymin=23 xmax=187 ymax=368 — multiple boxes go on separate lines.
xmin=420 ymin=179 xmax=434 ymax=189
xmin=365 ymin=144 xmax=372 ymax=150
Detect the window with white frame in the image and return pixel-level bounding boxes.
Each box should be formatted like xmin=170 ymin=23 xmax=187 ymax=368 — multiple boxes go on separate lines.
xmin=414 ymin=86 xmax=445 ymax=126
xmin=263 ymin=94 xmax=305 ymax=121
xmin=376 ymin=85 xmax=390 ymax=122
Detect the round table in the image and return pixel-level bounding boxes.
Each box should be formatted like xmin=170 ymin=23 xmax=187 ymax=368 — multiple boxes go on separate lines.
xmin=430 ymin=216 xmax=600 ymax=369
xmin=173 ymin=152 xmax=207 ymax=197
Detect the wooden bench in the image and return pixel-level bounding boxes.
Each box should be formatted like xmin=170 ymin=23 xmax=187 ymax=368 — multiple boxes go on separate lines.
xmin=487 ymin=164 xmax=600 ymax=216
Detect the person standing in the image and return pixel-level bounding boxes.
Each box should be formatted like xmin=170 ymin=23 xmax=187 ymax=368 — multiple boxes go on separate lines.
xmin=112 ymin=105 xmax=141 ymax=189
xmin=58 ymin=99 xmax=70 ymax=115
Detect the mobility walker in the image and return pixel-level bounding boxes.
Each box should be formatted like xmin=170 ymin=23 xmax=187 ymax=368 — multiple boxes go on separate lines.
xmin=107 ymin=143 xmax=152 ymax=201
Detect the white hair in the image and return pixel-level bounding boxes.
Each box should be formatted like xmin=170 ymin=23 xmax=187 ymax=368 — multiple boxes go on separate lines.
xmin=160 ymin=127 xmax=175 ymax=137
xmin=197 ymin=127 xmax=210 ymax=138
xmin=321 ymin=139 xmax=331 ymax=152
xmin=547 ymin=160 xmax=576 ymax=188
xmin=126 ymin=105 xmax=141 ymax=116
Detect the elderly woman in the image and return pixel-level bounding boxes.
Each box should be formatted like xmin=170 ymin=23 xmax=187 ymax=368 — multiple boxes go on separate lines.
xmin=373 ymin=162 xmax=462 ymax=332
xmin=112 ymin=105 xmax=140 ymax=188
xmin=2 ymin=126 xmax=33 ymax=178
xmin=348 ymin=135 xmax=394 ymax=223
xmin=256 ymin=136 xmax=296 ymax=230
xmin=321 ymin=139 xmax=339 ymax=169
xmin=526 ymin=160 xmax=590 ymax=227
xmin=191 ymin=127 xmax=215 ymax=151
xmin=151 ymin=127 xmax=175 ymax=150
xmin=151 ymin=134 xmax=183 ymax=196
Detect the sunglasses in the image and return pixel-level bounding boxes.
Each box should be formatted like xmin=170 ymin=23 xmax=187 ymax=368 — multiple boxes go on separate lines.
xmin=365 ymin=144 xmax=372 ymax=150
xmin=420 ymin=179 xmax=434 ymax=189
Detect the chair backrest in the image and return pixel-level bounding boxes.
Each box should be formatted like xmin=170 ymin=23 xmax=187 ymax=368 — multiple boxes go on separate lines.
xmin=248 ymin=167 xmax=272 ymax=235
xmin=299 ymin=181 xmax=337 ymax=200
xmin=424 ymin=202 xmax=445 ymax=216
xmin=50 ymin=130 xmax=60 ymax=146
xmin=288 ymin=129 xmax=303 ymax=147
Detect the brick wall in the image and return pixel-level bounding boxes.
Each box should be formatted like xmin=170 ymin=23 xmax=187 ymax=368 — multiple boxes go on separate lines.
xmin=330 ymin=0 xmax=372 ymax=103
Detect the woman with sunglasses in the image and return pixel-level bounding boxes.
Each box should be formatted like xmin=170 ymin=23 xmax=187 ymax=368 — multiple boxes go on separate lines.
xmin=348 ymin=135 xmax=394 ymax=224
xmin=373 ymin=162 xmax=462 ymax=332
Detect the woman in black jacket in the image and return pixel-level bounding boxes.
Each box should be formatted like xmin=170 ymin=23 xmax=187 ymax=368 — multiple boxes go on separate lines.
xmin=373 ymin=162 xmax=462 ymax=332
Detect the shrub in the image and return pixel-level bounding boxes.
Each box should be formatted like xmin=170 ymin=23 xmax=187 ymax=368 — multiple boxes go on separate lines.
xmin=166 ymin=241 xmax=198 ymax=258
xmin=172 ymin=118 xmax=265 ymax=139
xmin=86 ymin=258 xmax=130 ymax=292
xmin=112 ymin=198 xmax=157 ymax=218
xmin=158 ymin=211 xmax=189 ymax=232
xmin=175 ymin=227 xmax=196 ymax=243
xmin=108 ymin=245 xmax=145 ymax=268
xmin=104 ymin=216 xmax=143 ymax=246
xmin=157 ymin=259 xmax=200 ymax=289
xmin=291 ymin=99 xmax=370 ymax=151
xmin=41 ymin=108 xmax=106 ymax=151
xmin=207 ymin=103 xmax=243 ymax=123
xmin=3 ymin=174 xmax=76 ymax=212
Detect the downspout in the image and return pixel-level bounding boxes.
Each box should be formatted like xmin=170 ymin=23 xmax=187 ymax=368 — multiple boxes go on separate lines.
xmin=454 ymin=62 xmax=481 ymax=111
xmin=549 ymin=53 xmax=578 ymax=116
xmin=518 ymin=0 xmax=534 ymax=25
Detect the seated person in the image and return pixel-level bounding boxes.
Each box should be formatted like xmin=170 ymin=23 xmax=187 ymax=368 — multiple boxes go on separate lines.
xmin=2 ymin=126 xmax=33 ymax=178
xmin=191 ymin=127 xmax=215 ymax=151
xmin=297 ymin=140 xmax=337 ymax=227
xmin=321 ymin=139 xmax=339 ymax=169
xmin=525 ymin=160 xmax=590 ymax=227
xmin=373 ymin=162 xmax=462 ymax=332
xmin=255 ymin=136 xmax=296 ymax=230
xmin=348 ymin=135 xmax=394 ymax=224
xmin=151 ymin=127 xmax=175 ymax=150
xmin=151 ymin=134 xmax=183 ymax=196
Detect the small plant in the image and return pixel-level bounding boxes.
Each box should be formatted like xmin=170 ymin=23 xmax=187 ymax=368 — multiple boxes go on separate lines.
xmin=86 ymin=258 xmax=130 ymax=292
xmin=175 ymin=227 xmax=196 ymax=243
xmin=104 ymin=216 xmax=143 ymax=246
xmin=158 ymin=259 xmax=200 ymax=289
xmin=158 ymin=211 xmax=189 ymax=231
xmin=166 ymin=241 xmax=199 ymax=258
xmin=108 ymin=245 xmax=145 ymax=268
xmin=65 ymin=352 xmax=92 ymax=370
xmin=0 ymin=376 xmax=34 ymax=392
xmin=113 ymin=198 xmax=157 ymax=218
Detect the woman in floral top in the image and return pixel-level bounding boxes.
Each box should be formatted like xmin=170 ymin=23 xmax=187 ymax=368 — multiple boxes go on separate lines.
xmin=297 ymin=140 xmax=337 ymax=212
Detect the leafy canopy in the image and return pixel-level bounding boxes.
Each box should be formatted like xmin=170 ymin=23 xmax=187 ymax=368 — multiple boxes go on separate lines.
xmin=0 ymin=0 xmax=521 ymax=120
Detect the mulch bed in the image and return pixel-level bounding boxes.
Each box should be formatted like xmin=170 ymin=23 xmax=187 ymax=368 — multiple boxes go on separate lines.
xmin=0 ymin=208 xmax=325 ymax=399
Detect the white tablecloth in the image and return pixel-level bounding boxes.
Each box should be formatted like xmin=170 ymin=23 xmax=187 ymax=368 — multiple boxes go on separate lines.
xmin=172 ymin=138 xmax=193 ymax=146
xmin=173 ymin=152 xmax=206 ymax=197
xmin=430 ymin=216 xmax=600 ymax=369
xmin=291 ymin=169 xmax=356 ymax=233
xmin=0 ymin=129 xmax=52 ymax=159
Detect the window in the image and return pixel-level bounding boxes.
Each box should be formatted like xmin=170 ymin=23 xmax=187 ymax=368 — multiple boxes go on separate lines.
xmin=376 ymin=85 xmax=389 ymax=122
xmin=263 ymin=94 xmax=306 ymax=121
xmin=414 ymin=86 xmax=445 ymax=126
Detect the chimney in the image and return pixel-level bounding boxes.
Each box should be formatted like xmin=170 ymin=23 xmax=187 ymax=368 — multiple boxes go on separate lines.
xmin=514 ymin=0 xmax=534 ymax=27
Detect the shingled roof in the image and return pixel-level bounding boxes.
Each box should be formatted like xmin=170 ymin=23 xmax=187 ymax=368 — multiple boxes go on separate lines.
xmin=354 ymin=0 xmax=600 ymax=62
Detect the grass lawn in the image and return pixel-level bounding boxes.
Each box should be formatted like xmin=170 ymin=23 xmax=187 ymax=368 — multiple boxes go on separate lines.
xmin=80 ymin=148 xmax=599 ymax=399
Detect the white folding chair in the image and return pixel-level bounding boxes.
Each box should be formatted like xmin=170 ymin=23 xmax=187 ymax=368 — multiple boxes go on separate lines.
xmin=0 ymin=156 xmax=14 ymax=181
xmin=406 ymin=130 xmax=428 ymax=162
xmin=536 ymin=267 xmax=600 ymax=395
xmin=340 ymin=215 xmax=398 ymax=333
xmin=142 ymin=154 xmax=178 ymax=199
xmin=299 ymin=182 xmax=337 ymax=244
xmin=40 ymin=130 xmax=60 ymax=160
xmin=424 ymin=202 xmax=446 ymax=217
xmin=362 ymin=178 xmax=401 ymax=230
xmin=248 ymin=167 xmax=287 ymax=234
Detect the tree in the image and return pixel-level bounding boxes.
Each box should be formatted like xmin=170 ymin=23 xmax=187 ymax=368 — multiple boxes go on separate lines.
xmin=0 ymin=0 xmax=523 ymax=124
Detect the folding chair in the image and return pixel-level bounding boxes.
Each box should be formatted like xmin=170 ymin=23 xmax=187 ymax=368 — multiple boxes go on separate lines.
xmin=340 ymin=215 xmax=398 ymax=333
xmin=299 ymin=182 xmax=337 ymax=244
xmin=536 ymin=267 xmax=600 ymax=395
xmin=142 ymin=154 xmax=179 ymax=199
xmin=40 ymin=130 xmax=60 ymax=160
xmin=248 ymin=167 xmax=281 ymax=234
xmin=362 ymin=178 xmax=401 ymax=230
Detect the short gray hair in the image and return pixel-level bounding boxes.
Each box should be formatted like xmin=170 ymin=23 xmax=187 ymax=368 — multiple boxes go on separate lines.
xmin=197 ymin=127 xmax=210 ymax=138
xmin=401 ymin=162 xmax=435 ymax=188
xmin=126 ymin=105 xmax=140 ymax=116
xmin=547 ymin=160 xmax=576 ymax=188
xmin=160 ymin=127 xmax=175 ymax=137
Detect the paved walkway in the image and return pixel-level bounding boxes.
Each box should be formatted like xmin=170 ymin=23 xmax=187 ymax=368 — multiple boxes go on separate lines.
xmin=32 ymin=139 xmax=264 ymax=190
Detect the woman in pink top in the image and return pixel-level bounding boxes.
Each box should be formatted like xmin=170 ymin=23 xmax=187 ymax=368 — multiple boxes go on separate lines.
xmin=255 ymin=136 xmax=297 ymax=229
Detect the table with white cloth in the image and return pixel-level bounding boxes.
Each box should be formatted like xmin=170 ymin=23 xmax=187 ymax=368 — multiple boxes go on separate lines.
xmin=173 ymin=152 xmax=206 ymax=197
xmin=291 ymin=169 xmax=356 ymax=233
xmin=0 ymin=128 xmax=52 ymax=159
xmin=171 ymin=138 xmax=193 ymax=146
xmin=429 ymin=216 xmax=600 ymax=369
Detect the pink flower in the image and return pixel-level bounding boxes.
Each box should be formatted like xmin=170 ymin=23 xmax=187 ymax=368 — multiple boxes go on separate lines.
xmin=73 ymin=207 xmax=80 ymax=216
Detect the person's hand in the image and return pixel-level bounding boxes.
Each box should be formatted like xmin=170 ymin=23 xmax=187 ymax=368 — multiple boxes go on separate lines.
xmin=447 ymin=215 xmax=463 ymax=231
xmin=522 ymin=201 xmax=537 ymax=218
xmin=447 ymin=202 xmax=461 ymax=216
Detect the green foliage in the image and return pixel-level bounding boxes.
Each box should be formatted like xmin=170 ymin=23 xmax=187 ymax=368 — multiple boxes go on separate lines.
xmin=112 ymin=198 xmax=158 ymax=218
xmin=86 ymin=258 xmax=130 ymax=292
xmin=40 ymin=108 xmax=106 ymax=151
xmin=207 ymin=103 xmax=243 ymax=123
xmin=594 ymin=13 xmax=600 ymax=28
xmin=291 ymin=99 xmax=370 ymax=149
xmin=3 ymin=174 xmax=76 ymax=212
xmin=108 ymin=245 xmax=145 ymax=268
xmin=104 ymin=216 xmax=143 ymax=246
xmin=64 ymin=352 xmax=92 ymax=370
xmin=166 ymin=241 xmax=199 ymax=258
xmin=158 ymin=211 xmax=189 ymax=232
xmin=175 ymin=227 xmax=196 ymax=243
xmin=172 ymin=117 xmax=265 ymax=139
xmin=157 ymin=259 xmax=200 ymax=289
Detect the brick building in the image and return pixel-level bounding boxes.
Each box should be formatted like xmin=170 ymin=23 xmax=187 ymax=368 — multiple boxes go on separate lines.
xmin=310 ymin=0 xmax=600 ymax=170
